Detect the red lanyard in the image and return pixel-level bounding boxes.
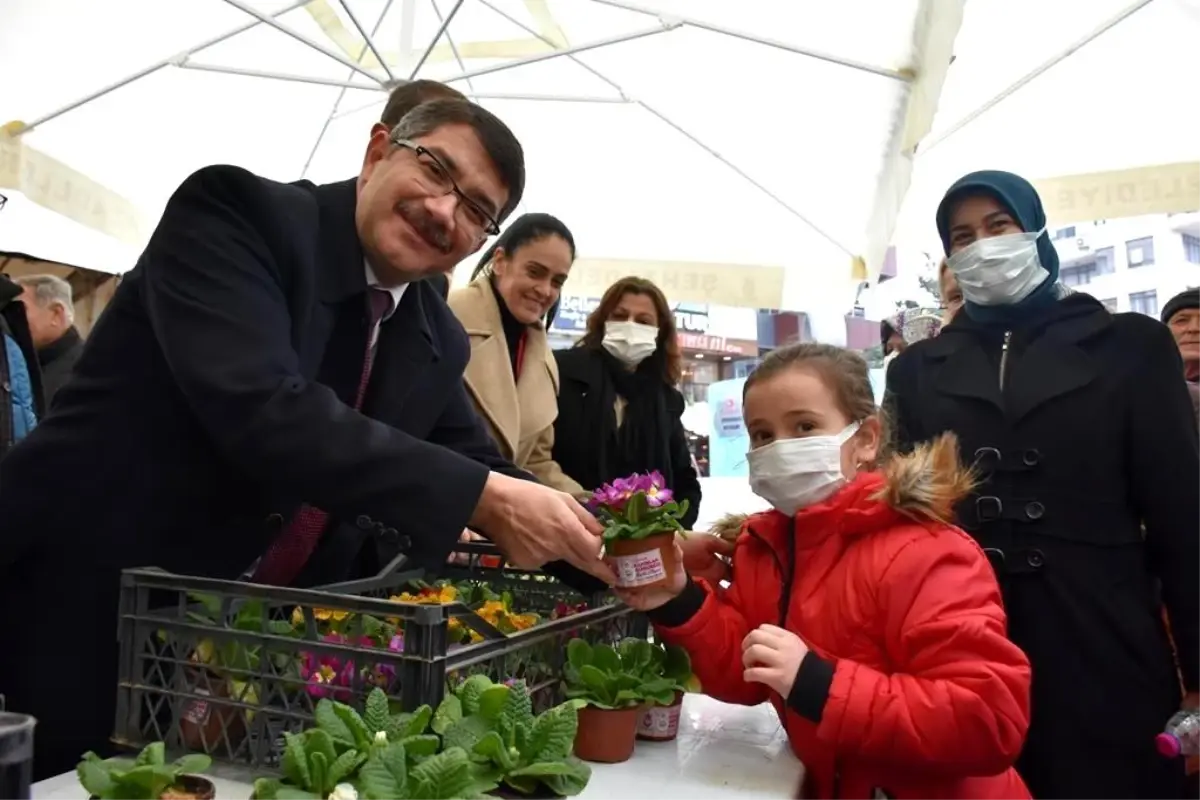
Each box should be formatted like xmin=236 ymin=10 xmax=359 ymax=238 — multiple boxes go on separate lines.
xmin=514 ymin=331 xmax=527 ymax=381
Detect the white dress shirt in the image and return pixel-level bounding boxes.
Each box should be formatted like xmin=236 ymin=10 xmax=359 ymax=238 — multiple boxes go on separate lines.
xmin=364 ymin=261 xmax=408 ymax=348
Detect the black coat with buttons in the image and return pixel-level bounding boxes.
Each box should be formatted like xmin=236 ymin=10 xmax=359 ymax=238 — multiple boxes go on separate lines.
xmin=886 ymin=293 xmax=1198 ymax=800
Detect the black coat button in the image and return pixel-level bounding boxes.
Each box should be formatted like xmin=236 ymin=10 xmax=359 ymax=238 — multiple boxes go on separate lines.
xmin=397 ymin=535 xmax=412 ymax=550
xmin=356 ymin=514 xmax=373 ymax=530
xmin=380 ymin=527 xmax=399 ymax=543
xmin=1025 ymin=501 xmax=1045 ymax=520
xmin=1023 ymin=449 xmax=1041 ymax=466
xmin=1026 ymin=549 xmax=1045 ymax=568
xmin=264 ymin=513 xmax=284 ymax=527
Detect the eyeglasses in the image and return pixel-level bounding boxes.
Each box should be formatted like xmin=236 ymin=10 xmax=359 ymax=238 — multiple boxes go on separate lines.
xmin=390 ymin=136 xmax=501 ymax=237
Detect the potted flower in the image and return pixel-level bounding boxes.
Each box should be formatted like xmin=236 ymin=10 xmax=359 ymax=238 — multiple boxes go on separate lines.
xmin=635 ymin=641 xmax=700 ymax=742
xmin=561 ymin=638 xmax=656 ymax=763
xmin=77 ymin=742 xmax=213 ymax=799
xmin=590 ymin=471 xmax=689 ymax=589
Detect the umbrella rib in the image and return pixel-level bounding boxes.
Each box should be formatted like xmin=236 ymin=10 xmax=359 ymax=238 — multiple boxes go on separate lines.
xmin=13 ymin=0 xmax=315 ymax=135
xmin=337 ymin=0 xmax=397 ymax=82
xmin=218 ymin=0 xmax=385 ymax=85
xmin=431 ymin=0 xmax=476 ymax=95
xmin=301 ymin=0 xmax=397 ymax=179
xmin=409 ymin=0 xmax=467 ymax=80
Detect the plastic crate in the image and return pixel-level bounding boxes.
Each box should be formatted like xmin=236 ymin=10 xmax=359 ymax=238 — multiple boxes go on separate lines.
xmin=113 ymin=549 xmax=646 ymax=769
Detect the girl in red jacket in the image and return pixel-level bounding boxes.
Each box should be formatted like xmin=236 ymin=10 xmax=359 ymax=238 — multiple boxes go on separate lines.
xmin=618 ymin=342 xmax=1032 ymax=799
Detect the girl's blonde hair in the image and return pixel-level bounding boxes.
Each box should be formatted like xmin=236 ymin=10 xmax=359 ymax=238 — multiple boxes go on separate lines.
xmin=743 ymin=342 xmax=974 ymax=525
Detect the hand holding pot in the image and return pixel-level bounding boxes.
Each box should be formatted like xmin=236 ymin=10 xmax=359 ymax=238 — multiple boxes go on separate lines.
xmin=470 ymin=472 xmax=617 ymax=584
xmin=612 ymin=542 xmax=687 ymax=610
xmin=678 ymin=533 xmax=733 ymax=585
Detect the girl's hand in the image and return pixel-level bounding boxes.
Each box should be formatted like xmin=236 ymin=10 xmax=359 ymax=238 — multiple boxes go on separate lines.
xmin=742 ymin=624 xmax=811 ymax=698
xmin=678 ymin=533 xmax=734 ymax=585
xmin=612 ymin=542 xmax=687 ymax=610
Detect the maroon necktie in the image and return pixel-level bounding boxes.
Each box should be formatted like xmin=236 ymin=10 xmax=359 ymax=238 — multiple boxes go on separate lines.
xmin=252 ymin=288 xmax=396 ymax=586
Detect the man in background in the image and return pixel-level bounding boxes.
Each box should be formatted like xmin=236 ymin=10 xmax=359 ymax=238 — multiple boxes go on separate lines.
xmin=15 ymin=274 xmax=84 ymax=405
xmin=1162 ymin=288 xmax=1199 ymax=418
xmin=0 ymin=272 xmax=43 ymax=459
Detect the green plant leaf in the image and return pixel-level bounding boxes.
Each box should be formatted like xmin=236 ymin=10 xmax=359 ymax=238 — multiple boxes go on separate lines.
xmin=537 ymin=757 xmax=592 ymax=797
xmin=307 ymin=729 xmax=339 ymax=770
xmin=578 ymin=664 xmax=609 ymax=692
xmin=171 ymin=753 xmax=212 ymax=775
xmin=504 ymin=774 xmax=540 ymax=795
xmin=326 ymin=749 xmax=367 ymax=789
xmin=332 ymin=702 xmax=372 ymax=751
xmin=526 ymin=702 xmax=579 ymax=763
xmin=565 ymin=639 xmax=592 ymax=672
xmin=364 ymin=688 xmax=391 ymax=736
xmin=456 ymin=674 xmax=493 ymax=715
xmin=252 ymin=777 xmax=283 ymax=800
xmin=281 ymin=732 xmax=312 ymax=791
xmin=626 ymin=491 xmax=647 ymax=524
xmin=472 ymin=730 xmax=516 ymax=771
xmin=315 ymin=699 xmax=358 ymax=749
xmin=114 ymin=765 xmax=165 ymax=800
xmin=408 ymin=747 xmax=477 ymax=799
xmin=590 ymin=644 xmax=621 ymax=675
xmin=307 ymin=750 xmax=329 ymax=797
xmin=477 ymin=684 xmax=511 ymax=722
xmin=271 ymin=787 xmax=322 ymax=800
xmin=431 ymin=694 xmax=462 ymax=735
xmin=134 ymin=741 xmax=165 ymax=767
xmin=357 ymin=742 xmax=407 ymax=800
xmin=399 ymin=734 xmax=441 ymax=758
xmin=442 ymin=715 xmax=491 ymax=755
xmin=613 ymin=689 xmax=642 ymax=707
xmin=389 ymin=704 xmax=432 ymax=741
xmin=76 ymin=758 xmax=114 ymax=798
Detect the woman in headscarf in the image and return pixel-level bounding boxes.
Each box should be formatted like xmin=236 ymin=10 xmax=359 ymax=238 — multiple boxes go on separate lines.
xmin=886 ymin=170 xmax=1198 ymax=799
xmin=551 ymin=276 xmax=701 ymax=530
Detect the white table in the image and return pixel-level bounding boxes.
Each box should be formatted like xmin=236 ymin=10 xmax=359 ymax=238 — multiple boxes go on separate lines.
xmin=33 ymin=695 xmax=802 ymax=798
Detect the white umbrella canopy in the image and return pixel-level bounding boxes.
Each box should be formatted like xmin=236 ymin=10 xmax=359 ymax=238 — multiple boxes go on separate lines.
xmin=0 ymin=0 xmax=955 ymax=300
xmin=892 ymin=0 xmax=1200 ymax=257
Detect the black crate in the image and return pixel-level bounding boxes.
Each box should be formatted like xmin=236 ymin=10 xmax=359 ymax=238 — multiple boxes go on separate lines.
xmin=113 ymin=550 xmax=645 ymax=769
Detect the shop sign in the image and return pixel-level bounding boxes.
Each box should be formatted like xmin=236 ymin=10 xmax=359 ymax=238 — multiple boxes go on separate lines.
xmin=677 ymin=333 xmax=751 ymax=355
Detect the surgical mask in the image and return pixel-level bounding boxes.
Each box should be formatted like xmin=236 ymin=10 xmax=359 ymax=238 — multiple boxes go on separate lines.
xmin=747 ymin=422 xmax=860 ymax=517
xmin=602 ymin=320 xmax=659 ymax=366
xmin=947 ymin=229 xmax=1049 ymax=306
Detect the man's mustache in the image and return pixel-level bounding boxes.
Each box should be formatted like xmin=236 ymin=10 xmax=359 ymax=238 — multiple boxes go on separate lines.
xmin=397 ymin=201 xmax=452 ymax=254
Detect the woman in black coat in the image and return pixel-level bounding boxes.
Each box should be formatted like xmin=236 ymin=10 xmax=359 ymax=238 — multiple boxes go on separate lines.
xmin=886 ymin=170 xmax=1198 ymax=799
xmin=552 ymin=276 xmax=701 ymax=529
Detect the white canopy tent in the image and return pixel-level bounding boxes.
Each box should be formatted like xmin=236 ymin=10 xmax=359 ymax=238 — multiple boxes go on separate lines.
xmin=0 ymin=0 xmax=959 ymax=314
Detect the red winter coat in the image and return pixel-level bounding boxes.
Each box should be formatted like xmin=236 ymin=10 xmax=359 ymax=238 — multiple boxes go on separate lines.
xmin=654 ymin=471 xmax=1032 ymax=799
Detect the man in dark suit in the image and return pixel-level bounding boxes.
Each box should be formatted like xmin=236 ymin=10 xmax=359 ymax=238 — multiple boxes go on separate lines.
xmin=0 ymin=97 xmax=614 ymax=779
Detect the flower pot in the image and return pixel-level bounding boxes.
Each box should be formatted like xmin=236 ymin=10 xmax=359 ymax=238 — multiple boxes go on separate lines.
xmin=607 ymin=531 xmax=677 ymax=589
xmin=573 ymin=705 xmax=639 ymax=763
xmin=637 ymin=691 xmax=684 ymax=741
xmin=179 ymin=668 xmax=247 ymax=754
xmin=90 ymin=774 xmax=215 ymax=800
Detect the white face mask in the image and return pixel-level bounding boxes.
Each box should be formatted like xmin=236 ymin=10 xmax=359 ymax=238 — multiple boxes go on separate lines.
xmin=602 ymin=320 xmax=659 ymax=366
xmin=946 ymin=229 xmax=1049 ymax=306
xmin=747 ymin=422 xmax=860 ymax=517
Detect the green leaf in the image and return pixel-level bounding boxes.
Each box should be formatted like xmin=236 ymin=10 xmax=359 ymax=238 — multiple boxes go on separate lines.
xmin=503 ymin=774 xmax=540 ymax=795
xmin=307 ymin=729 xmax=339 ymax=770
xmin=326 ymin=749 xmax=367 ymax=789
xmin=315 ymin=699 xmax=358 ymax=749
xmin=251 ymin=777 xmax=283 ymax=800
xmin=388 ymin=704 xmax=432 ymax=741
xmin=613 ymin=689 xmax=642 ymax=707
xmin=270 ymin=787 xmax=322 ymax=800
xmin=357 ymin=742 xmax=408 ymax=800
xmin=472 ymin=731 xmax=516 ymax=771
xmin=114 ymin=765 xmax=164 ymax=800
xmin=77 ymin=758 xmax=114 ymax=798
xmin=538 ymin=758 xmax=592 ymax=797
xmin=399 ymin=734 xmax=441 ymax=758
xmin=171 ymin=753 xmax=212 ymax=775
xmin=332 ymin=702 xmax=372 ymax=751
xmin=364 ymin=688 xmax=391 ymax=736
xmin=455 ymin=674 xmax=494 ymax=715
xmin=477 ymin=684 xmax=510 ymax=722
xmin=408 ymin=747 xmax=476 ymax=799
xmin=281 ymin=732 xmax=312 ymax=792
xmin=134 ymin=742 xmax=165 ymax=767
xmin=527 ymin=702 xmax=579 ymax=763
xmin=590 ymin=644 xmax=621 ymax=675
xmin=307 ymin=750 xmax=329 ymax=797
xmin=675 ymin=498 xmax=691 ymax=519
xmin=578 ymin=665 xmax=609 ymax=692
xmin=626 ymin=491 xmax=647 ymax=524
xmin=442 ymin=715 xmax=491 ymax=754
xmin=431 ymin=694 xmax=462 ymax=735
xmin=565 ymin=639 xmax=592 ymax=672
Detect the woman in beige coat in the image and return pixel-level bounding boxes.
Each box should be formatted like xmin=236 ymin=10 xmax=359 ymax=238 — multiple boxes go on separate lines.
xmin=448 ymin=213 xmax=585 ymax=498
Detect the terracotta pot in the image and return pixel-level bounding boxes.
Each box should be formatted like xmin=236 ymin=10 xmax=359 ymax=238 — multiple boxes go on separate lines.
xmin=90 ymin=774 xmax=215 ymax=800
xmin=606 ymin=531 xmax=677 ymax=590
xmin=573 ymin=705 xmax=639 ymax=763
xmin=637 ymin=691 xmax=684 ymax=741
xmin=179 ymin=668 xmax=246 ymax=754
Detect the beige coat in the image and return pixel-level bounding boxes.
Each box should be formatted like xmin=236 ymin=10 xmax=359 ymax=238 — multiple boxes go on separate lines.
xmin=448 ymin=279 xmax=586 ymax=498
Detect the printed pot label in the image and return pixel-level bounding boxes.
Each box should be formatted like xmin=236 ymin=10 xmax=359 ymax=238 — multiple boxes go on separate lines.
xmin=613 ymin=548 xmax=667 ymax=587
xmin=638 ymin=703 xmax=681 ymax=738
xmin=182 ymin=688 xmax=212 ymax=726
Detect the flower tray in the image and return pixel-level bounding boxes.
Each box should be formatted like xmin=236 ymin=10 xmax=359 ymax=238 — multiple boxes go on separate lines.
xmin=112 ymin=550 xmax=646 ymax=770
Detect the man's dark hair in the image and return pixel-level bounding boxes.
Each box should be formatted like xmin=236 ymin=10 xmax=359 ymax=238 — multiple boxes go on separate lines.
xmin=380 ymin=80 xmax=465 ymax=129
xmin=391 ymin=98 xmax=525 ymax=223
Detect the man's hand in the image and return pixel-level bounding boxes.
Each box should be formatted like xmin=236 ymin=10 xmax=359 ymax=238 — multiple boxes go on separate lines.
xmin=612 ymin=542 xmax=688 ymax=611
xmin=678 ymin=533 xmax=733 ymax=586
xmin=742 ymin=624 xmax=810 ymax=698
xmin=470 ymin=472 xmax=616 ymax=584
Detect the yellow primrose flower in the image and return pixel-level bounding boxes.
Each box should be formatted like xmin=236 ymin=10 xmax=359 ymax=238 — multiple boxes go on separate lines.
xmin=390 ymin=585 xmax=458 ymax=605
